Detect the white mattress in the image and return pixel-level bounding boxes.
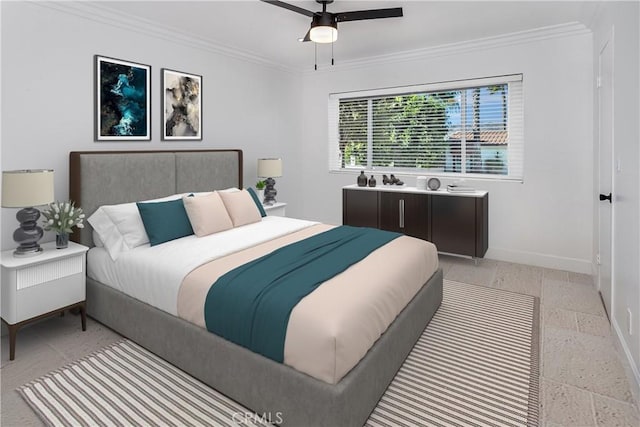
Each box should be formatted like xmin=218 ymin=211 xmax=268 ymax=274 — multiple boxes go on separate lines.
xmin=87 ymin=216 xmax=319 ymax=316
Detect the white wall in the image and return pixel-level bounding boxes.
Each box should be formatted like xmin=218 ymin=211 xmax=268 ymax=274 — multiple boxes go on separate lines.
xmin=591 ymin=0 xmax=640 ymax=402
xmin=0 ymin=4 xmax=599 ymax=274
xmin=0 ymin=1 xmax=301 ymax=249
xmin=293 ymin=32 xmax=594 ymax=273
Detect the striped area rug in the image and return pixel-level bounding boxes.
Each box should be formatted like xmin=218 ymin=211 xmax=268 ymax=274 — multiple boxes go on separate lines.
xmin=366 ymin=280 xmax=540 ymax=427
xmin=19 ymin=280 xmax=539 ymax=427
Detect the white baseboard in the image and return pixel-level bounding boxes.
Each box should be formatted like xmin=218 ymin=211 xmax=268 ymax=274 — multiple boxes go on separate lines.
xmin=612 ymin=318 xmax=640 ymax=410
xmin=485 ymin=247 xmax=592 ymax=274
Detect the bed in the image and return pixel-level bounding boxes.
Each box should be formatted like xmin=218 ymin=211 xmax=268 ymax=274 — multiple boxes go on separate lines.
xmin=69 ymin=149 xmax=443 ymax=427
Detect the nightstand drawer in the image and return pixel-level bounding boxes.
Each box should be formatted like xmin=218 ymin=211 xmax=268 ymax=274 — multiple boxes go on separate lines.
xmin=15 ymin=273 xmax=85 ymax=323
xmin=16 ymin=256 xmax=83 ymax=290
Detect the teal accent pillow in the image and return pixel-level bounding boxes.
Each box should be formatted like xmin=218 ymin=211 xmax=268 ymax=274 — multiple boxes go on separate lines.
xmin=247 ymin=187 xmax=267 ymax=218
xmin=137 ymin=199 xmax=194 ymax=246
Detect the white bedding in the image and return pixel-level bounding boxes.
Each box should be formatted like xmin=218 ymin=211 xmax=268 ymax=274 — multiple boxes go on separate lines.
xmin=88 ymin=216 xmax=440 ymax=384
xmin=87 ymin=216 xmax=319 ymax=315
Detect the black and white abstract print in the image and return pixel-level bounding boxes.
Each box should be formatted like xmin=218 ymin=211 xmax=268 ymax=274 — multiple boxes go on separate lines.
xmin=163 ymin=69 xmax=202 ymax=140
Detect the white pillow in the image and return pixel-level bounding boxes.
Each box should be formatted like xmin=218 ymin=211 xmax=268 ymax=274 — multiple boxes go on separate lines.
xmin=87 ymin=207 xmax=127 ymax=260
xmin=92 ymin=230 xmax=104 ymax=248
xmin=88 ymin=193 xmax=185 ymax=260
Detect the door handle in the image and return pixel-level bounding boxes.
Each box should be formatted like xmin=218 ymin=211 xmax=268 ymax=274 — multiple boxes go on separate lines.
xmin=399 ymin=199 xmax=405 ymax=228
xmin=599 ymin=193 xmax=612 ymax=203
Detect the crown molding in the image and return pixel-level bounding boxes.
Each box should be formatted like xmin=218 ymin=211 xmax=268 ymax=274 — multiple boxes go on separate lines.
xmin=29 ymin=0 xmax=298 ymax=74
xmin=305 ymin=22 xmax=591 ymax=74
xmin=28 ymin=2 xmax=590 ymax=76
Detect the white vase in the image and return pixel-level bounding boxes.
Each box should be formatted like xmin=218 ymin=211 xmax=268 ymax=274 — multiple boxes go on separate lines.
xmin=256 ymin=189 xmax=265 ymax=203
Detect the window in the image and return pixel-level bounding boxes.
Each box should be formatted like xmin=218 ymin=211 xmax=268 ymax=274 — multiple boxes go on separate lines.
xmin=328 ymin=75 xmax=523 ymax=181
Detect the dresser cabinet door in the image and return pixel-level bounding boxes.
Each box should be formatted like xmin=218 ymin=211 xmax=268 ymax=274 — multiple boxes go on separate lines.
xmin=379 ymin=192 xmax=428 ymax=240
xmin=343 ymin=189 xmax=378 ymax=228
xmin=430 ymin=195 xmax=477 ymax=256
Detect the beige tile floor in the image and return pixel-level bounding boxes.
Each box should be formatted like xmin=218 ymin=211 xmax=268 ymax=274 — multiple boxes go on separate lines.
xmin=440 ymin=255 xmax=640 ymax=426
xmin=2 ymin=256 xmax=639 ymax=426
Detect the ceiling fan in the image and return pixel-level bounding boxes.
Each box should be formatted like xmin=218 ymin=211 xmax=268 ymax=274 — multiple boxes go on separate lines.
xmin=261 ymin=0 xmax=403 ymax=44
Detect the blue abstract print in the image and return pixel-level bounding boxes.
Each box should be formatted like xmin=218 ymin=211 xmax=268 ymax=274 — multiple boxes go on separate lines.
xmin=99 ymin=59 xmax=149 ymax=138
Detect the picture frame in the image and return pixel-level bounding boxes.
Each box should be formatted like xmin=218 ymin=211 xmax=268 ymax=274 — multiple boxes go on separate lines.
xmin=162 ymin=68 xmax=202 ymax=141
xmin=95 ymin=55 xmax=151 ymax=141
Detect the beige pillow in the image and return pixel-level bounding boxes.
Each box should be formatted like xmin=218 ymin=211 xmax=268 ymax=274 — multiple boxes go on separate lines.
xmin=182 ymin=193 xmax=233 ymax=237
xmin=218 ymin=189 xmax=262 ymax=227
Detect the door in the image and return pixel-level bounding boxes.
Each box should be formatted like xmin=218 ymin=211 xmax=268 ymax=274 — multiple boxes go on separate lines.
xmin=379 ymin=192 xmax=428 ymax=240
xmin=598 ymin=37 xmax=613 ymax=317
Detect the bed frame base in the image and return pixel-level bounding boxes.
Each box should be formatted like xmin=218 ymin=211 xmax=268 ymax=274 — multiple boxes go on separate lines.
xmin=87 ymin=269 xmax=443 ymax=427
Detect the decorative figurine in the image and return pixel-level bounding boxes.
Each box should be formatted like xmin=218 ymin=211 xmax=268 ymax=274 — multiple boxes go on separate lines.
xmin=357 ymin=171 xmax=368 ymax=187
xmin=382 ymin=174 xmax=391 ymax=185
xmin=368 ymin=175 xmax=377 ymax=187
xmin=389 ymin=174 xmax=404 ymax=185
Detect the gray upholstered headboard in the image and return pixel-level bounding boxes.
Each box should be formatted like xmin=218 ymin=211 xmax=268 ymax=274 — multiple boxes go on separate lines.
xmin=69 ymin=150 xmax=243 ymax=247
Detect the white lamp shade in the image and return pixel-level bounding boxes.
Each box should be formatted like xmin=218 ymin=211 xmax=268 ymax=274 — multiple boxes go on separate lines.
xmin=257 ymin=158 xmax=283 ymax=178
xmin=2 ymin=169 xmax=55 ymax=208
xmin=310 ymin=26 xmax=338 ymax=43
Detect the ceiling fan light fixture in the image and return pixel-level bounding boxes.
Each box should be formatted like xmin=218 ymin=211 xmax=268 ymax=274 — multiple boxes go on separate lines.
xmin=310 ymin=12 xmax=337 ymax=43
xmin=310 ymin=25 xmax=337 ymax=43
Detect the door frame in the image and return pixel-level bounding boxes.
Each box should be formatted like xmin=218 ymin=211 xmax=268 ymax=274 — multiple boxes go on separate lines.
xmin=597 ymin=29 xmax=615 ymax=318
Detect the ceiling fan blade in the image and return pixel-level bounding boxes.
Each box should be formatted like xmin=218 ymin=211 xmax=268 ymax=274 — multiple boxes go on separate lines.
xmin=260 ymin=0 xmax=315 ymax=17
xmin=335 ymin=8 xmax=403 ymax=22
xmin=298 ymin=28 xmax=311 ymax=42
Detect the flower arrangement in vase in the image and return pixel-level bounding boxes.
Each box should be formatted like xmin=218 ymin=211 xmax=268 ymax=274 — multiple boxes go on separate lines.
xmin=41 ymin=201 xmax=85 ymax=249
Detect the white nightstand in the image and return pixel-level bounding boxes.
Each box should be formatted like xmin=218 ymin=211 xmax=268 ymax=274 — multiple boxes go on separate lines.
xmin=263 ymin=202 xmax=287 ymax=217
xmin=1 ymin=241 xmax=89 ymax=360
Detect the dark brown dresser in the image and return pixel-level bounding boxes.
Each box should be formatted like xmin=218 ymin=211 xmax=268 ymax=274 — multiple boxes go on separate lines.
xmin=343 ymin=185 xmax=488 ymax=258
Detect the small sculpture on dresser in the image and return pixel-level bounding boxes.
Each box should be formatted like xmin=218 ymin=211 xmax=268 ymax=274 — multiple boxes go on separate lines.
xmin=368 ymin=175 xmax=377 ymax=187
xmin=389 ymin=174 xmax=404 ymax=186
xmin=357 ymin=171 xmax=368 ymax=187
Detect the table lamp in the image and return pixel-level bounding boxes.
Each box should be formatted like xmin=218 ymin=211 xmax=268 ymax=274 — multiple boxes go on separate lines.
xmin=2 ymin=169 xmax=55 ymax=257
xmin=257 ymin=158 xmax=282 ymax=205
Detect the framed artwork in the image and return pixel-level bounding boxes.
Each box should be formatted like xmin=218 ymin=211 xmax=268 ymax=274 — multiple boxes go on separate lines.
xmin=95 ymin=55 xmax=151 ymax=141
xmin=162 ymin=68 xmax=202 ymax=140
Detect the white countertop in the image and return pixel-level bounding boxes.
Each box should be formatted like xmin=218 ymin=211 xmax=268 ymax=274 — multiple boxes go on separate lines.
xmin=343 ymin=184 xmax=488 ymax=197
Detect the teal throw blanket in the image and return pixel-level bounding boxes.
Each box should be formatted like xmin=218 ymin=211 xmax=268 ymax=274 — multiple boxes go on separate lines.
xmin=204 ymin=225 xmax=401 ymax=362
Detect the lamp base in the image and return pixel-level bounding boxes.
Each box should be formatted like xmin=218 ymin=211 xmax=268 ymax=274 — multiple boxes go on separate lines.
xmin=263 ymin=177 xmax=278 ymax=205
xmin=13 ymin=207 xmax=45 ymax=257
xmin=13 ymin=246 xmax=44 ymax=257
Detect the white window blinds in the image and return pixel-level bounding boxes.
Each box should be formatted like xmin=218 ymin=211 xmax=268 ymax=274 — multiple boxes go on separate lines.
xmin=328 ymin=74 xmax=524 ymax=181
